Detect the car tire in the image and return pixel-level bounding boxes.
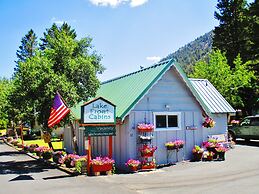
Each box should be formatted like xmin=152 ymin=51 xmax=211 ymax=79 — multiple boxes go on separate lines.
xmin=228 ymin=131 xmax=236 ymax=142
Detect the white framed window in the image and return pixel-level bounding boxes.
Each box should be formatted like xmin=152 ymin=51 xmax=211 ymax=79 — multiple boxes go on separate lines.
xmin=153 ymin=112 xmax=182 ymax=131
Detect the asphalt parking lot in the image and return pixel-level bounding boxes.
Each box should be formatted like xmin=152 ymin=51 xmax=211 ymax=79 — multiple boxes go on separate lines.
xmin=1 ymin=140 xmax=259 ymax=194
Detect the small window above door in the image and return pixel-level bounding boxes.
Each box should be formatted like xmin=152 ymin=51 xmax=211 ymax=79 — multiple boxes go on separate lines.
xmin=154 ymin=112 xmax=181 ymax=131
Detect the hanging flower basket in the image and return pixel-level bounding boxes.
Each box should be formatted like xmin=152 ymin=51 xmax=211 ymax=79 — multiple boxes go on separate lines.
xmin=137 ymin=123 xmax=154 ymax=132
xmin=202 ymin=117 xmax=216 ymax=128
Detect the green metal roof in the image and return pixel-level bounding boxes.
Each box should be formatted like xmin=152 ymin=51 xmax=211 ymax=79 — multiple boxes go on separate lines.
xmin=71 ymin=59 xmax=174 ymax=120
xmin=71 ymin=58 xmax=219 ymax=121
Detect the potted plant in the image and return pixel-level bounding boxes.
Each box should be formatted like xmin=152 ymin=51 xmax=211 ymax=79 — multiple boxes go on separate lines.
xmin=75 ymin=156 xmax=88 ymax=174
xmin=203 ymin=151 xmax=214 ymax=161
xmin=61 ymin=154 xmax=80 ymax=168
xmin=137 ymin=123 xmax=154 ymax=132
xmin=165 ymin=140 xmax=184 ymax=151
xmin=125 ymin=159 xmax=141 ymax=172
xmin=202 ymin=139 xmax=219 ymax=152
xmin=91 ymin=157 xmax=114 ymax=175
xmin=34 ymin=146 xmax=53 ymax=160
xmin=28 ymin=144 xmax=39 ymax=153
xmin=139 ymin=145 xmax=157 ymax=157
xmin=215 ymin=146 xmax=228 ymax=161
xmin=202 ymin=117 xmax=216 ymax=128
xmin=192 ymin=145 xmax=204 ymax=161
xmin=6 ymin=136 xmax=13 ymax=143
xmin=42 ymin=147 xmax=53 ymax=160
xmin=141 ymin=160 xmax=156 ymax=170
xmin=53 ymin=151 xmax=65 ymax=164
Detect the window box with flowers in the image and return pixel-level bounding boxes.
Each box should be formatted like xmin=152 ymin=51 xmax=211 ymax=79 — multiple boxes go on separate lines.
xmin=137 ymin=123 xmax=154 ymax=132
xmin=139 ymin=145 xmax=157 ymax=157
xmin=125 ymin=159 xmax=141 ymax=172
xmin=202 ymin=117 xmax=216 ymax=128
xmin=165 ymin=140 xmax=184 ymax=151
xmin=192 ymin=145 xmax=204 ymax=161
xmin=91 ymin=157 xmax=114 ymax=175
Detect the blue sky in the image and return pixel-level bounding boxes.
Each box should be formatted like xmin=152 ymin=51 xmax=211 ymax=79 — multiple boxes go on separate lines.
xmin=0 ymin=0 xmax=229 ymax=81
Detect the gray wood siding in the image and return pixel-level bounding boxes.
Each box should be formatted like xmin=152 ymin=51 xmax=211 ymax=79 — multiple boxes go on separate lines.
xmin=127 ymin=67 xmax=206 ymax=164
xmin=133 ymin=67 xmax=202 ymax=112
xmin=91 ymin=116 xmax=130 ymax=169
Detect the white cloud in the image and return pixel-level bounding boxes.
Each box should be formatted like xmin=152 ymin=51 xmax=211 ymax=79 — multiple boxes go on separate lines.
xmin=51 ymin=17 xmax=77 ymax=25
xmin=130 ymin=0 xmax=148 ymax=7
xmin=146 ymin=56 xmax=161 ymax=63
xmin=89 ymin=0 xmax=127 ymax=7
xmin=89 ymin=0 xmax=148 ymax=7
xmin=51 ymin=17 xmax=65 ymax=25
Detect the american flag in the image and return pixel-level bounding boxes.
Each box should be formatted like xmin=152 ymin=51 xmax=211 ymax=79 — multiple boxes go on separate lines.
xmin=48 ymin=93 xmax=70 ymax=128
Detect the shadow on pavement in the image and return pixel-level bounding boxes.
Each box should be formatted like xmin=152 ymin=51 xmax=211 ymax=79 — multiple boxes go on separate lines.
xmin=9 ymin=175 xmax=34 ymax=181
xmin=236 ymin=140 xmax=259 ymax=147
xmin=43 ymin=174 xmax=76 ymax=180
xmin=0 ymin=159 xmax=56 ymax=175
xmin=0 ymin=151 xmax=25 ymax=157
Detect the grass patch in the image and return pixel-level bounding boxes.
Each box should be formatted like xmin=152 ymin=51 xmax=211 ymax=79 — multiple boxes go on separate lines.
xmin=19 ymin=139 xmax=63 ymax=150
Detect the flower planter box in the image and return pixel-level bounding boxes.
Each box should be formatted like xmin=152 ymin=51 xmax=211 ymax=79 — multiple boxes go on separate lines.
xmin=141 ymin=152 xmax=154 ymax=157
xmin=138 ymin=128 xmax=153 ymax=133
xmin=141 ymin=164 xmax=155 ymax=170
xmin=92 ymin=163 xmax=113 ymax=173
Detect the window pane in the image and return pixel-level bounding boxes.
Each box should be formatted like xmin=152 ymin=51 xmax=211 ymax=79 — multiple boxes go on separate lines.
xmin=156 ymin=115 xmax=166 ymax=128
xmin=168 ymin=115 xmax=178 ymax=127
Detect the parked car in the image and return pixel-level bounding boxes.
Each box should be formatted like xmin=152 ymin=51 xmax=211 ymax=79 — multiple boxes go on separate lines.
xmin=228 ymin=115 xmax=259 ymax=142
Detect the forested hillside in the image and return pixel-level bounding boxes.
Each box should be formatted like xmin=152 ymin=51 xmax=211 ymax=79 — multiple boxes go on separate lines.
xmin=162 ymin=31 xmax=213 ymax=75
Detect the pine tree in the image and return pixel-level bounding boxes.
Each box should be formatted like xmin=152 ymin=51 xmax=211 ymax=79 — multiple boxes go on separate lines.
xmin=213 ymin=0 xmax=249 ymax=67
xmin=16 ymin=29 xmax=38 ymax=63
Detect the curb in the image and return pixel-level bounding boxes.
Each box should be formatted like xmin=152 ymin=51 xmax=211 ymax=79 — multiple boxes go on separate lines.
xmin=2 ymin=139 xmax=79 ymax=176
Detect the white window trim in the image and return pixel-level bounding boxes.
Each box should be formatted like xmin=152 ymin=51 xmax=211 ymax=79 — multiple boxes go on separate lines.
xmin=153 ymin=112 xmax=182 ymax=131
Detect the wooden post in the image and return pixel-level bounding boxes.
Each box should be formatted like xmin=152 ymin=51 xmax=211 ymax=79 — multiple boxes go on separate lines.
xmin=87 ymin=136 xmax=91 ymax=176
xmin=21 ymin=124 xmax=24 ymax=149
xmin=109 ymin=136 xmax=112 ymax=159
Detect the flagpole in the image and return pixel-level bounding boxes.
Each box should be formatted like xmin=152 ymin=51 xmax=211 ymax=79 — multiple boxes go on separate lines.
xmin=56 ymin=91 xmax=78 ymax=119
xmin=56 ymin=91 xmax=79 ymax=154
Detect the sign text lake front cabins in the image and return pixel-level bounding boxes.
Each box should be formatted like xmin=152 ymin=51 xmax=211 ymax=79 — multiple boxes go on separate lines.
xmin=81 ymin=97 xmax=116 ymax=136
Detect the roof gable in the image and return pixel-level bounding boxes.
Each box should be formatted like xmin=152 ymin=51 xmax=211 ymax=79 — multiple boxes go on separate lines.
xmin=96 ymin=59 xmax=175 ymax=119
